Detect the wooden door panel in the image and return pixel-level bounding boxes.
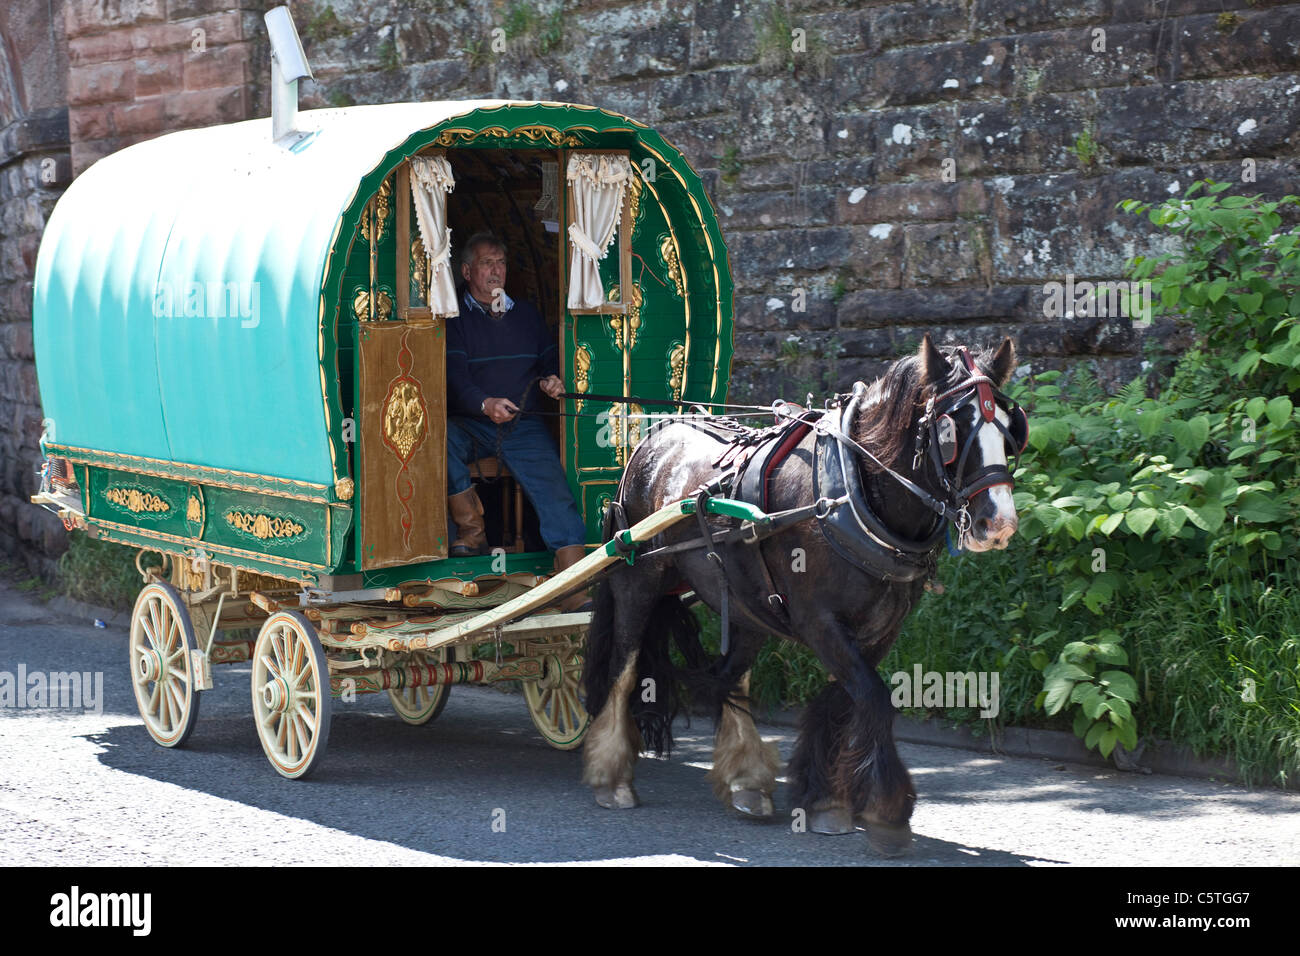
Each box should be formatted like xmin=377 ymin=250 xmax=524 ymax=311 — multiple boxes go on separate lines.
xmin=358 ymin=322 xmax=447 ymax=569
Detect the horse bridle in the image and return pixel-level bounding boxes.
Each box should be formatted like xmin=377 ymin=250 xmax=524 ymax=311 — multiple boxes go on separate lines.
xmin=801 ymin=347 xmax=1028 ymax=539
xmin=915 ymin=348 xmax=1028 ymax=507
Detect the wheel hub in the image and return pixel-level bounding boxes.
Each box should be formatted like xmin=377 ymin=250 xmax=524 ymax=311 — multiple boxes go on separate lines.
xmin=136 ymin=648 xmax=163 ymax=683
xmin=262 ymin=677 xmax=291 ymax=713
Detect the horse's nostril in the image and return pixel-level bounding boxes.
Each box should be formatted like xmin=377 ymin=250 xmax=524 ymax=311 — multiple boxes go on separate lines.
xmin=976 ymin=518 xmax=993 ymax=537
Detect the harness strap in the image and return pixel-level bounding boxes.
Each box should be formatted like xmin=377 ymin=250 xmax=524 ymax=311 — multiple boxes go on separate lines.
xmin=695 ymin=489 xmax=731 ymax=655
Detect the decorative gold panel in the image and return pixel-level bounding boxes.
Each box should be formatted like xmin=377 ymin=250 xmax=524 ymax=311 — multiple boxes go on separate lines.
xmin=359 ymin=323 xmax=446 ymax=569
xmin=225 ymin=511 xmax=305 ymax=540
xmin=105 ymin=487 xmax=169 ymax=513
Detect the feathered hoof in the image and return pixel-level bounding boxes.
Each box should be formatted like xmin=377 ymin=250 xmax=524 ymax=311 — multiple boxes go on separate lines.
xmin=808 ymin=806 xmax=855 ymax=835
xmin=593 ymin=783 xmax=639 ymax=809
xmin=863 ymin=818 xmax=914 ymax=857
xmin=727 ymin=788 xmax=774 ymax=820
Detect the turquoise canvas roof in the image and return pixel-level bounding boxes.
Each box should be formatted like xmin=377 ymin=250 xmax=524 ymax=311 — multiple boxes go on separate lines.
xmin=33 ymin=101 xmax=513 ymax=490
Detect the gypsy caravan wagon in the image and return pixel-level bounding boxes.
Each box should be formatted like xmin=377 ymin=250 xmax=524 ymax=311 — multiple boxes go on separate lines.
xmin=31 ymin=98 xmax=737 ymax=777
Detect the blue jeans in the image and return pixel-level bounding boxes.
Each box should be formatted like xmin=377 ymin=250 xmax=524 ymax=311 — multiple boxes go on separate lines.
xmin=446 ymin=416 xmax=588 ymax=550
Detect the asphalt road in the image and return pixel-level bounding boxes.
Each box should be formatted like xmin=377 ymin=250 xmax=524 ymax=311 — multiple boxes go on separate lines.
xmin=1 ymin=577 xmax=1296 ymax=867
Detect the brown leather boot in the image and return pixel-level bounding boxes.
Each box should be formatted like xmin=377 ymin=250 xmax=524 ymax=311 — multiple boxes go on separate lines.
xmin=448 ymin=487 xmax=488 ymax=557
xmin=553 ymin=544 xmax=593 ymax=612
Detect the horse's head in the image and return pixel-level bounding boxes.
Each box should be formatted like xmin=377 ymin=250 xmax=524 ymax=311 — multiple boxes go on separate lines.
xmin=917 ymin=333 xmax=1022 ymax=552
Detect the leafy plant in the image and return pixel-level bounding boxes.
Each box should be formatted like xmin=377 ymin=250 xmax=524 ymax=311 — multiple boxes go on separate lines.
xmin=1005 ymin=180 xmax=1300 ymax=761
xmin=1040 ymin=630 xmax=1138 ymax=757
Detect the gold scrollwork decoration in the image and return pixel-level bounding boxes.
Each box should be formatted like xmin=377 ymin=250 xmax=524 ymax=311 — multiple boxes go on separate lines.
xmin=360 ymin=178 xmax=393 ymax=242
xmin=225 ymin=511 xmax=306 ymax=540
xmin=606 ymin=402 xmax=644 ymax=467
xmin=383 ymin=380 xmax=428 ymax=461
xmin=105 ymin=487 xmax=170 ymax=514
xmin=574 ymin=346 xmax=592 ymax=413
xmin=627 ymin=172 xmax=643 ymax=232
xmin=668 ymin=344 xmax=686 ymax=402
xmin=660 ymin=234 xmax=684 ymax=299
xmin=186 ymin=495 xmax=201 ymax=523
xmin=431 ymin=125 xmax=583 ymax=148
xmin=410 ymin=237 xmax=429 ymax=303
xmin=607 ymin=283 xmax=644 ymax=351
xmin=354 ymin=288 xmax=394 ymax=322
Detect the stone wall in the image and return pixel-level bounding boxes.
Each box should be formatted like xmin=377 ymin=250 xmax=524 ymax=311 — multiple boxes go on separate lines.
xmin=1 ymin=0 xmax=1299 ymax=571
xmin=1 ymin=0 xmax=71 ymax=577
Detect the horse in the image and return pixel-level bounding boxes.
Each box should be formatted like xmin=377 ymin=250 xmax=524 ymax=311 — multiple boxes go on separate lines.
xmin=579 ymin=334 xmax=1024 ymax=856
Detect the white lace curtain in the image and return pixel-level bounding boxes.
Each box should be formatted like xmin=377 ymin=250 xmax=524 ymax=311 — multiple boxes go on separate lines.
xmin=408 ymin=154 xmax=458 ymax=316
xmin=566 ymin=153 xmax=631 ymax=310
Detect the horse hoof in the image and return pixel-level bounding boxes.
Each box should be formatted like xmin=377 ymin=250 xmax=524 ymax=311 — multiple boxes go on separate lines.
xmin=808 ymin=806 xmax=855 ymax=835
xmin=728 ymin=788 xmax=774 ymax=820
xmin=594 ymin=784 xmax=639 ymax=810
xmin=863 ymin=820 xmax=914 ymax=857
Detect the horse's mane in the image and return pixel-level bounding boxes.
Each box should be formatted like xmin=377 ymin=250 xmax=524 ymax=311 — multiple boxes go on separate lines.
xmin=850 ymin=354 xmax=930 ymax=475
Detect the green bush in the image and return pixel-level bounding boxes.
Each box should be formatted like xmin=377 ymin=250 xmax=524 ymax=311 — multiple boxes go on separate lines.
xmin=988 ymin=180 xmax=1300 ymax=776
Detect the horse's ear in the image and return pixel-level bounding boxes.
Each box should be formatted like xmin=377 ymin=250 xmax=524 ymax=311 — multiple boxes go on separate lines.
xmin=919 ymin=333 xmax=951 ymax=386
xmin=987 ymin=337 xmax=1017 ymax=386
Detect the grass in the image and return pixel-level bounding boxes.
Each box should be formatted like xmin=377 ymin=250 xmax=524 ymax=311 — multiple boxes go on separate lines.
xmin=1129 ymin=580 xmax=1300 ymax=787
xmin=56 ymin=535 xmax=141 ymax=611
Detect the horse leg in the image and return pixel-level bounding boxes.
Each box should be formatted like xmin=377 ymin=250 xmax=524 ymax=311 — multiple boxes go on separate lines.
xmin=788 ymin=680 xmax=857 ymax=835
xmin=851 ymin=669 xmax=916 ymax=857
xmin=580 ymin=570 xmax=667 ymax=810
xmin=583 ymin=652 xmax=642 ymax=809
xmin=788 ymin=669 xmax=915 ymax=854
xmin=709 ymin=672 xmax=781 ymax=820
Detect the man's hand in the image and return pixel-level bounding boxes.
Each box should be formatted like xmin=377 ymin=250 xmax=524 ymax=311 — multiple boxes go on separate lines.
xmin=482 ymin=397 xmax=520 ymax=424
xmin=539 ymin=375 xmax=564 ymax=400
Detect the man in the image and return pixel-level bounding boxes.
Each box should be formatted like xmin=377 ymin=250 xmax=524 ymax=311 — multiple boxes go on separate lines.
xmin=444 ymin=233 xmax=590 ymax=609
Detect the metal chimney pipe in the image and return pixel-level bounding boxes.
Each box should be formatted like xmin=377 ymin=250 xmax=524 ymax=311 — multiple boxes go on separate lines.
xmin=264 ymin=6 xmax=313 ymax=145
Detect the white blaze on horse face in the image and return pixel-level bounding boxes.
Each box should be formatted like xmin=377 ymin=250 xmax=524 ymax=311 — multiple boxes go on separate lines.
xmin=974 ymin=405 xmax=1018 ymax=542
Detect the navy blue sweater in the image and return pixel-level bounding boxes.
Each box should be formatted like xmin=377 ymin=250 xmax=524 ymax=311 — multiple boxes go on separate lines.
xmin=445 ymin=292 xmax=558 ymax=420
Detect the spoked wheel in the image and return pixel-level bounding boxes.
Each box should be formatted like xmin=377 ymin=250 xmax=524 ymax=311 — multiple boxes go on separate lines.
xmin=523 ymin=643 xmax=590 ymax=751
xmin=387 ymin=647 xmax=452 ymax=726
xmin=251 ymin=611 xmax=332 ymax=779
xmin=129 ymin=580 xmax=202 ymax=747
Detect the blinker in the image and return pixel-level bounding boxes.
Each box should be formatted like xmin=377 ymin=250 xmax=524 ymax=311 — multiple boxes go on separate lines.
xmin=937 ymin=414 xmax=958 ymax=465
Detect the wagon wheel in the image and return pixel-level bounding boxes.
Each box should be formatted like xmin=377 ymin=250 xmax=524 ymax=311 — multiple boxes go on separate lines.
xmin=129 ymin=580 xmax=202 ymax=748
xmin=387 ymin=647 xmax=452 ymax=726
xmin=523 ymin=643 xmax=590 ymax=750
xmin=251 ymin=611 xmax=332 ymax=779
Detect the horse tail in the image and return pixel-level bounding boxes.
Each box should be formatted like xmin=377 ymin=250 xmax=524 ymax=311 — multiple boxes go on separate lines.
xmin=579 ymin=576 xmax=619 ymax=720
xmin=630 ymin=595 xmax=757 ymax=756
xmin=628 ymin=594 xmax=699 ymax=756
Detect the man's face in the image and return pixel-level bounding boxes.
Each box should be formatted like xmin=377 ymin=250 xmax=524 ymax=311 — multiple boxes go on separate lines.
xmin=463 ymin=243 xmax=507 ymax=308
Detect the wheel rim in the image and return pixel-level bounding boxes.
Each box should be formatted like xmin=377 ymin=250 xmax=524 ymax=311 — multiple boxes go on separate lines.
xmin=129 ymin=582 xmax=200 ymax=748
xmin=252 ymin=612 xmax=331 ymax=779
xmin=523 ymin=645 xmax=590 ymax=750
xmin=387 ymin=648 xmax=451 ymax=725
